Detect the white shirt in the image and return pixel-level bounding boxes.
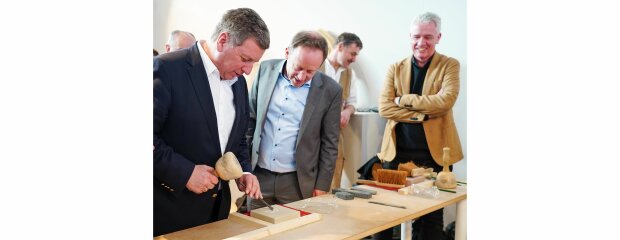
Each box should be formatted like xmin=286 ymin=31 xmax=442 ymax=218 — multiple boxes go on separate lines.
xmin=323 ymin=60 xmax=357 ymax=108
xmin=197 ymin=41 xmax=237 ymax=154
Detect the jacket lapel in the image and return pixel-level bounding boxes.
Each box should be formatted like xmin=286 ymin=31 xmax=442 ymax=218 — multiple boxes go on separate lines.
xmin=400 ymin=56 xmax=413 ymax=95
xmin=422 ymin=53 xmax=441 ymax=95
xmin=186 ymin=44 xmax=221 ymax=152
xmin=224 ymin=76 xmax=245 ymax=152
xmin=296 ymin=73 xmax=324 ymax=146
xmin=257 ymin=60 xmax=283 ymax=130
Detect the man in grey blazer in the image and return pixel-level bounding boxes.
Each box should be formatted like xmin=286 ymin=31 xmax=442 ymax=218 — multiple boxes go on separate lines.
xmin=247 ymin=31 xmax=342 ymax=207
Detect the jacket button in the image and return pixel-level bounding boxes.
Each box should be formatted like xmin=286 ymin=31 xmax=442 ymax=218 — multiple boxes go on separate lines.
xmin=212 ymin=193 xmax=218 ymax=198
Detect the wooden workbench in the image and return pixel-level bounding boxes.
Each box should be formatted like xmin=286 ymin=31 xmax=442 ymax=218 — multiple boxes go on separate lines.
xmin=155 ymin=185 xmax=466 ymax=240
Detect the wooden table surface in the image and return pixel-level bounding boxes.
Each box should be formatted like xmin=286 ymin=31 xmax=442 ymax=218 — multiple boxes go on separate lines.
xmin=156 ymin=184 xmax=467 ymax=240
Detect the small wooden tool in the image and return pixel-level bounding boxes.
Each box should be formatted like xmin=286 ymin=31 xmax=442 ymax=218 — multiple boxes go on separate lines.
xmin=435 ymin=147 xmax=457 ymax=189
xmin=250 ymin=205 xmax=300 ymax=224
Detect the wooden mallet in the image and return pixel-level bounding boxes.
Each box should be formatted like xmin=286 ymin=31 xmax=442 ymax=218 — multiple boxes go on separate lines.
xmin=216 ymin=152 xmax=273 ymax=211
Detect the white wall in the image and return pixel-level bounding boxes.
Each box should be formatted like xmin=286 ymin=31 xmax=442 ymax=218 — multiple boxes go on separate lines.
xmin=153 ymin=0 xmax=467 ymax=180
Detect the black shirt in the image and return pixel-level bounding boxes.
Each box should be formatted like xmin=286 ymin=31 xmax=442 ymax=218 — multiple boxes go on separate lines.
xmin=393 ymin=55 xmax=433 ymax=163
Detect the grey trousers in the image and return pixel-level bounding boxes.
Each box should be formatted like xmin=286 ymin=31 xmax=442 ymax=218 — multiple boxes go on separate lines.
xmin=250 ymin=166 xmax=303 ymax=210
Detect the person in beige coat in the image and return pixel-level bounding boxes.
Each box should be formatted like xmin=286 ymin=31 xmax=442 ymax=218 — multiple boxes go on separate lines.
xmin=319 ymin=32 xmax=363 ymax=190
xmin=373 ymin=12 xmax=463 ymax=240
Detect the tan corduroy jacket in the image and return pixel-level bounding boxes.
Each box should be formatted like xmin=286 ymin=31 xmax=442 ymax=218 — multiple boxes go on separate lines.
xmin=319 ymin=62 xmax=352 ymax=105
xmin=377 ymin=52 xmax=463 ymax=166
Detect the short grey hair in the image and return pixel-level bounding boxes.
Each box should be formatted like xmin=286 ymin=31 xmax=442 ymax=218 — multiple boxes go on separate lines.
xmin=411 ymin=12 xmax=442 ymax=33
xmin=211 ymin=8 xmax=270 ymax=50
xmin=167 ymin=30 xmax=195 ymax=50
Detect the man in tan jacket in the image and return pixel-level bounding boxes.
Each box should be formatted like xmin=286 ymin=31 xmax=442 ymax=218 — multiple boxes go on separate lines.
xmin=374 ymin=12 xmax=463 ymax=240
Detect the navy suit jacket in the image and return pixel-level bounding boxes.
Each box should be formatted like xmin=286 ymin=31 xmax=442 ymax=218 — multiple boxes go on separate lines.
xmin=153 ymin=43 xmax=251 ymax=236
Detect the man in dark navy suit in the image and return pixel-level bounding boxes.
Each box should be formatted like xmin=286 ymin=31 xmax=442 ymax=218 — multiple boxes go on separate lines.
xmin=153 ymin=8 xmax=270 ymax=236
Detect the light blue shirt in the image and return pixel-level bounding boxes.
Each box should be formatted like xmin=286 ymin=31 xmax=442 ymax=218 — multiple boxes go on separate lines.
xmin=257 ymin=68 xmax=311 ymax=173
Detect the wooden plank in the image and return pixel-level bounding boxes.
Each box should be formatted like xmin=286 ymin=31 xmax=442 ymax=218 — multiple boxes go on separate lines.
xmin=229 ymin=212 xmax=271 ymax=227
xmin=158 ymin=210 xmax=321 ymax=240
xmin=250 ymin=205 xmax=300 ymax=223
xmin=157 ymin=184 xmax=466 ymax=240
xmin=259 ymin=185 xmax=466 ymax=240
xmin=224 ymin=213 xmax=322 ymax=240
xmin=156 ymin=215 xmax=265 ymax=240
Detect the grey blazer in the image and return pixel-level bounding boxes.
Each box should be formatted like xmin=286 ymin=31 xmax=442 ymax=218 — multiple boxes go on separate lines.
xmin=247 ymin=59 xmax=342 ymax=198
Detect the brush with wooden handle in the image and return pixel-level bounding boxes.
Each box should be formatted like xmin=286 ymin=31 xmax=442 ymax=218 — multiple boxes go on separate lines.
xmin=397 ymin=162 xmax=417 ymax=177
xmin=356 ymin=169 xmax=408 ymax=188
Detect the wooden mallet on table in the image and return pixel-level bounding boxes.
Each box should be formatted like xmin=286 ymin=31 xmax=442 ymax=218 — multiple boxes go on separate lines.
xmin=435 ymin=147 xmax=457 ymax=189
xmin=215 ymin=152 xmax=273 ymax=211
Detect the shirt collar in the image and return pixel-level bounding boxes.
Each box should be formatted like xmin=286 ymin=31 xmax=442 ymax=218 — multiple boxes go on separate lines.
xmin=324 ymin=59 xmax=345 ymax=76
xmin=197 ymin=41 xmax=238 ymax=85
xmin=412 ymin=53 xmax=434 ymax=70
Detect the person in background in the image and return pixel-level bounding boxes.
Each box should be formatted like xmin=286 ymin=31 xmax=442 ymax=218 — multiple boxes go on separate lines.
xmin=153 ymin=8 xmax=270 ymax=236
xmin=319 ymin=32 xmax=363 ymax=190
xmin=374 ymin=12 xmax=464 ymax=240
xmin=165 ymin=30 xmax=196 ymax=53
xmin=246 ymin=31 xmax=342 ymax=208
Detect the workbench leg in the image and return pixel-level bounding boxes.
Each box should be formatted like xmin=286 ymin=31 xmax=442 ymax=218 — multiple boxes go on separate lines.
xmin=400 ymin=220 xmax=412 ymax=240
xmin=456 ymin=199 xmax=467 ymax=240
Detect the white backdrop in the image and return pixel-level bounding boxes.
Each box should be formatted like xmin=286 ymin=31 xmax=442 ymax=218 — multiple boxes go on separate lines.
xmin=153 ymin=0 xmax=467 ymax=180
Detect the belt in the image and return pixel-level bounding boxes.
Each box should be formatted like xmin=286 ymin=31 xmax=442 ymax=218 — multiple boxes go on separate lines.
xmin=257 ymin=166 xmax=296 ymax=176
